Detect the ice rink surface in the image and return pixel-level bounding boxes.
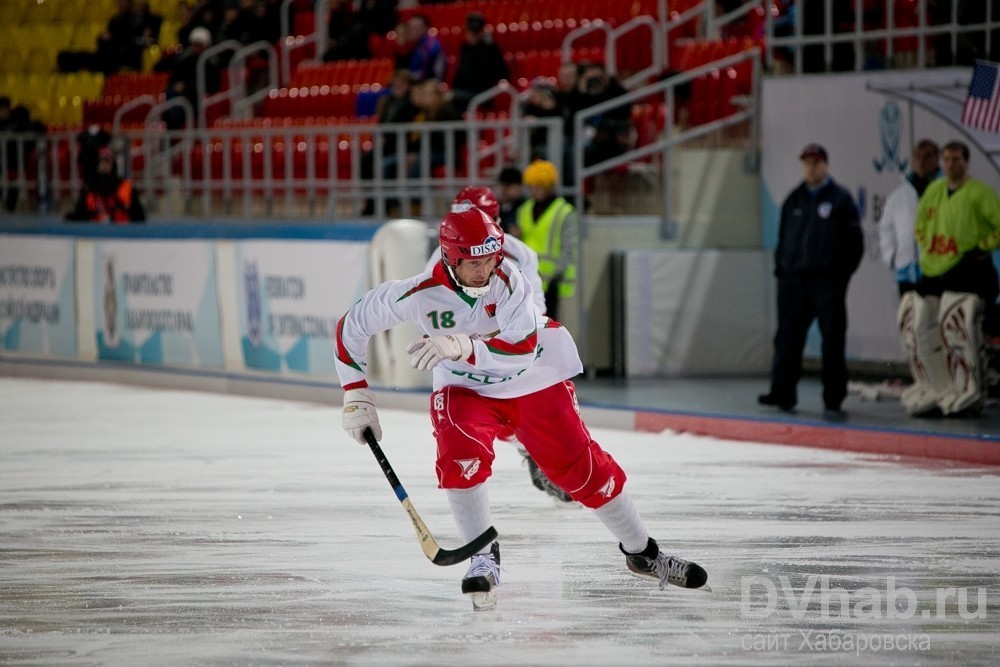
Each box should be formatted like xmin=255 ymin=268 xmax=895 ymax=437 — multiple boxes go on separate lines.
xmin=2 ymin=378 xmax=999 ymax=666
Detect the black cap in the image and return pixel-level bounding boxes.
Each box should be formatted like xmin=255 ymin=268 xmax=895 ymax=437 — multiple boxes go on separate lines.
xmin=799 ymin=143 xmax=828 ymax=162
xmin=499 ymin=166 xmax=522 ymax=185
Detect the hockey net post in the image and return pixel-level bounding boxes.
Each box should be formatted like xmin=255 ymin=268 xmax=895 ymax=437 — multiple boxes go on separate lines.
xmin=363 ymin=427 xmax=498 ymax=566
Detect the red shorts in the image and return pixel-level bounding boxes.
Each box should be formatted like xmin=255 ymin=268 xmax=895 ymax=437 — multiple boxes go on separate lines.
xmin=429 ymin=381 xmax=626 ymax=508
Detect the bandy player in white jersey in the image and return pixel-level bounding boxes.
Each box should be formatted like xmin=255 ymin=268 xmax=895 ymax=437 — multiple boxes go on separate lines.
xmin=336 ymin=206 xmax=707 ymax=609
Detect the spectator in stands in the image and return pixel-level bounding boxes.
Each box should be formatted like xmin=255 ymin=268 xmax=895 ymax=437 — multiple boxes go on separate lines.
xmin=65 ymin=148 xmax=146 ymax=224
xmin=191 ymin=0 xmax=225 ymax=36
xmin=516 ymin=160 xmax=579 ymax=320
xmin=383 ymin=78 xmax=462 ymax=180
xmin=75 ymin=125 xmax=114 ymax=186
xmin=390 ymin=20 xmax=416 ymax=70
xmin=521 ymin=77 xmax=567 ymax=162
xmin=323 ymin=0 xmax=356 ymax=60
xmin=252 ymin=0 xmax=285 ymax=44
xmin=323 ymin=0 xmax=398 ymax=61
xmin=131 ymin=2 xmax=164 ymax=62
xmin=759 ymin=144 xmax=863 ymax=420
xmin=162 ymin=27 xmax=219 ymax=129
xmin=58 ymin=0 xmax=148 ymax=74
xmin=405 ymin=14 xmax=446 ymax=82
xmin=175 ymin=1 xmax=197 ymax=48
xmin=217 ymin=0 xmax=256 ymax=47
xmin=572 ymin=62 xmax=633 ymax=169
xmin=497 ymin=166 xmax=526 ymax=236
xmin=450 ymin=12 xmax=510 ymax=113
xmin=878 ymin=139 xmax=940 ymax=296
xmin=0 ymin=98 xmax=44 ymax=213
xmin=360 ymin=69 xmax=420 ymax=215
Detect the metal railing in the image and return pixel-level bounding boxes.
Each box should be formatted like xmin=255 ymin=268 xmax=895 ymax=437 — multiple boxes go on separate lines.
xmin=10 ymin=115 xmax=562 ymax=220
xmin=760 ymin=0 xmax=998 ymax=73
xmin=571 ymin=47 xmax=762 ymax=233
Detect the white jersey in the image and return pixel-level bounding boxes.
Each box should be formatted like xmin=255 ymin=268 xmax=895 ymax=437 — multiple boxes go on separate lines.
xmin=878 ymin=175 xmax=921 ymax=284
xmin=335 ymin=259 xmax=582 ymax=398
xmin=424 ymin=234 xmax=547 ymax=315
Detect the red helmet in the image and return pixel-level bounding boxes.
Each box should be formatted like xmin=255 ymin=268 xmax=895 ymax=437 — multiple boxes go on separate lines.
xmin=452 ymin=186 xmax=499 ymax=221
xmin=439 ymin=207 xmax=504 ymax=269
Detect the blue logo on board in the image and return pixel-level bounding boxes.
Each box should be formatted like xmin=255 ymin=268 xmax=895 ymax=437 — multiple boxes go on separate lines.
xmin=873 ymin=101 xmax=908 ymax=173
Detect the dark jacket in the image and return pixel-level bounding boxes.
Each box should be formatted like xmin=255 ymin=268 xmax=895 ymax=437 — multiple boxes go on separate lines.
xmin=775 ymin=178 xmax=863 ymax=279
xmin=452 ymin=40 xmax=509 ymax=96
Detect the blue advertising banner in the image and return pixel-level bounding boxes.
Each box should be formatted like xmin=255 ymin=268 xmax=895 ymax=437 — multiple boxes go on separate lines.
xmin=234 ymin=240 xmax=369 ymax=375
xmin=93 ymin=240 xmax=223 ymax=367
xmin=0 ymin=234 xmax=76 ymax=359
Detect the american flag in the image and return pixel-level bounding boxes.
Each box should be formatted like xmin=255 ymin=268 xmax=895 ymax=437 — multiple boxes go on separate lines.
xmin=961 ymin=61 xmax=1000 ymax=133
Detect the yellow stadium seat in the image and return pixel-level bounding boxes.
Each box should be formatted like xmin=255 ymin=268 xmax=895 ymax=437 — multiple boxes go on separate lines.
xmin=0 ymin=1 xmax=27 ymax=26
xmin=8 ymin=27 xmax=35 ymax=52
xmin=71 ymin=22 xmax=107 ymax=51
xmin=84 ymin=0 xmax=118 ymax=23
xmin=46 ymin=24 xmax=77 ymax=50
xmin=22 ymin=73 xmax=56 ymax=101
xmin=24 ymin=46 xmax=58 ymax=74
xmin=21 ymin=0 xmax=62 ymax=24
xmin=54 ymin=94 xmax=85 ymax=126
xmin=143 ymin=45 xmax=161 ymax=73
xmin=159 ymin=19 xmax=182 ymax=47
xmin=78 ymin=71 xmax=106 ymax=98
xmin=150 ymin=0 xmax=181 ymax=16
xmin=26 ymin=97 xmax=52 ymax=125
xmin=0 ymin=47 xmax=29 ymax=75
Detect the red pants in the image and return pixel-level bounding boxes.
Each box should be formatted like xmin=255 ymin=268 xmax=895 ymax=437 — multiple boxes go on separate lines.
xmin=429 ymin=381 xmax=626 ymax=509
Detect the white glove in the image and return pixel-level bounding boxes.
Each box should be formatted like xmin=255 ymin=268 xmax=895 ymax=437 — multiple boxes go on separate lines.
xmin=405 ymin=334 xmax=473 ymax=371
xmin=342 ymin=388 xmax=381 ymax=445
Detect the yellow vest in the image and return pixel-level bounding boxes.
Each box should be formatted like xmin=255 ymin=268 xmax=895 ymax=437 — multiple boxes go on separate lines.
xmin=516 ymin=197 xmax=576 ymax=297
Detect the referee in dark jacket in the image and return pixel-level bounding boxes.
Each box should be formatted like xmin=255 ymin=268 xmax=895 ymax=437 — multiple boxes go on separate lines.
xmin=759 ymin=143 xmax=864 ymax=419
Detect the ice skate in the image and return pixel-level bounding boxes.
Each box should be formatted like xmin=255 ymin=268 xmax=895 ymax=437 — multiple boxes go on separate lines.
xmin=461 ymin=542 xmax=501 ymax=610
xmin=521 ymin=452 xmax=573 ymax=503
xmin=621 ymin=538 xmax=708 ymax=590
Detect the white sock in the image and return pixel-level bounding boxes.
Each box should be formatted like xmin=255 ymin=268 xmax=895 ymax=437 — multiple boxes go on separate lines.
xmin=446 ymin=484 xmax=493 ymax=555
xmin=593 ymin=491 xmax=649 ymax=554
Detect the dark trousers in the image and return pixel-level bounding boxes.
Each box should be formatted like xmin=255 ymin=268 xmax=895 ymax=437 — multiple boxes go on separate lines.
xmin=769 ymin=274 xmax=849 ymax=409
xmin=916 ymin=249 xmax=999 ymax=306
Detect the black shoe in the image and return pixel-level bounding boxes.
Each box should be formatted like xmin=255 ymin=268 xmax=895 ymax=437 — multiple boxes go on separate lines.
xmin=822 ymin=408 xmax=847 ymax=421
xmin=621 ymin=538 xmax=708 ymax=590
xmin=758 ymin=393 xmax=795 ymax=411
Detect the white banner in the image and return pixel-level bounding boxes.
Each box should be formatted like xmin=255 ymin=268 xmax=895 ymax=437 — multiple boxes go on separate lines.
xmin=761 ymin=68 xmax=1000 ymax=363
xmin=92 ymin=240 xmax=223 ymax=367
xmin=0 ymin=234 xmax=76 ymax=359
xmin=234 ymin=240 xmax=369 ymax=375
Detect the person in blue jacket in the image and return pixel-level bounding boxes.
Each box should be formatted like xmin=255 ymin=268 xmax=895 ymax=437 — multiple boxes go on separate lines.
xmin=759 ymin=143 xmax=864 ymax=419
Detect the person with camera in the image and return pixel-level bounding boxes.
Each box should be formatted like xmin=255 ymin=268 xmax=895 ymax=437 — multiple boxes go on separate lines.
xmin=570 ymin=62 xmax=633 ymax=168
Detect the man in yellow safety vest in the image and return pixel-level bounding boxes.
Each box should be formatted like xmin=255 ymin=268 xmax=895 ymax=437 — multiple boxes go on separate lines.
xmin=515 ymin=159 xmax=579 ymax=320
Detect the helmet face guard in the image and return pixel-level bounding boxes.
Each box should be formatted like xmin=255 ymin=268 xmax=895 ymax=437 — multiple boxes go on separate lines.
xmin=452 ymin=185 xmax=500 ymax=221
xmin=439 ymin=207 xmax=504 ymax=297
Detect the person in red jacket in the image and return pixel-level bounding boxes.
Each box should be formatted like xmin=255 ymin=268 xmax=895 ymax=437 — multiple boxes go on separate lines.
xmin=65 ymin=148 xmax=146 ymax=224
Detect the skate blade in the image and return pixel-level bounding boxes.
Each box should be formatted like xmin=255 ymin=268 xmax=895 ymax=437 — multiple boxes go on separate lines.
xmin=468 ymin=590 xmax=497 ymax=611
xmin=627 ymin=571 xmax=712 ymax=592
